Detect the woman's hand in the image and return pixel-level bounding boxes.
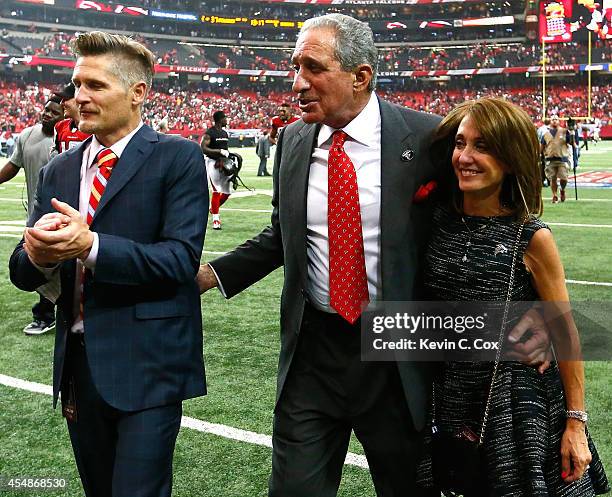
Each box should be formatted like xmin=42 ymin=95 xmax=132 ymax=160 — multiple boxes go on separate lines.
xmin=560 ymin=420 xmax=592 ymax=483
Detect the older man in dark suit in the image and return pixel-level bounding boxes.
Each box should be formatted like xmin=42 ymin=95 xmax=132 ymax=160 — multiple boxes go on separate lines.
xmin=198 ymin=13 xmax=548 ymax=497
xmin=197 ymin=14 xmax=439 ymax=496
xmin=9 ymin=32 xmax=207 ymax=497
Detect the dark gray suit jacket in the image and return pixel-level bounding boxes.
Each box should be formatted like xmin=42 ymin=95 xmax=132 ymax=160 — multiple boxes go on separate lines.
xmin=210 ymin=97 xmax=441 ymax=431
xmin=256 ymin=135 xmax=271 ymax=158
xmin=9 ymin=125 xmax=208 ymax=412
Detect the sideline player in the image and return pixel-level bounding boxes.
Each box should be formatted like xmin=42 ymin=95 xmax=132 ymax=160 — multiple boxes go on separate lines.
xmin=269 ymin=102 xmax=299 ymax=143
xmin=201 ymin=110 xmax=231 ymax=230
xmin=53 ymin=82 xmax=90 ymax=155
xmin=0 ymin=96 xmax=63 ymax=334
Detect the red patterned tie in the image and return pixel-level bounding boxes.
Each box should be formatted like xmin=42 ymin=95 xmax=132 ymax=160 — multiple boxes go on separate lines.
xmin=328 ymin=130 xmax=369 ymax=324
xmin=87 ymin=148 xmax=118 ymax=225
xmin=80 ymin=148 xmax=118 ymax=321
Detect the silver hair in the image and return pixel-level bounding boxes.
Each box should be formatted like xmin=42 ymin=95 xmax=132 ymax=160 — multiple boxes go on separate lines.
xmin=299 ymin=14 xmax=378 ymax=91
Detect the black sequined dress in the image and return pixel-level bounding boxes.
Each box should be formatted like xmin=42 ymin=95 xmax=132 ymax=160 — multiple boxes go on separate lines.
xmin=418 ymin=205 xmax=609 ymax=497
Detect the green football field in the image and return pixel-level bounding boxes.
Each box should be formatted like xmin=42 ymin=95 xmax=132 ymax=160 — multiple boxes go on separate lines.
xmin=0 ymin=142 xmax=610 ymax=496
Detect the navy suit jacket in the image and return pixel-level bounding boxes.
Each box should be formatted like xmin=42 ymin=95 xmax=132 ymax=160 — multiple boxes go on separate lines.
xmin=9 ymin=125 xmax=208 ymax=412
xmin=210 ymin=98 xmax=441 ymax=431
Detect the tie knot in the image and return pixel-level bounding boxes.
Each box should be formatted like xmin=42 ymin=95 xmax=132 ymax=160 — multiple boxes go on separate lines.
xmin=96 ymin=148 xmax=118 ymax=169
xmin=332 ymin=130 xmax=348 ymax=148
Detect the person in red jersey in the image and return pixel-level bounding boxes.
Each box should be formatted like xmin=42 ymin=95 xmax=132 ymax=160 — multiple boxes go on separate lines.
xmin=52 ymin=82 xmax=91 ymax=155
xmin=269 ymin=102 xmax=299 ymax=143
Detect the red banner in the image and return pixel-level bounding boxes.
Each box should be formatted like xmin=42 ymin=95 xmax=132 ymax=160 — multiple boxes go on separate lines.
xmin=75 ymin=0 xmax=148 ymax=16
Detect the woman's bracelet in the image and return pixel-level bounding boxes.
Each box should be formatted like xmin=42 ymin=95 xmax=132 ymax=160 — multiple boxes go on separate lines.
xmin=566 ymin=410 xmax=588 ymax=423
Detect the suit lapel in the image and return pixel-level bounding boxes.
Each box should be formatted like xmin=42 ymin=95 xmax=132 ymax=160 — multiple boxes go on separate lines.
xmin=91 ymin=125 xmax=157 ymax=226
xmin=285 ymin=123 xmax=318 ymax=286
xmin=379 ymin=98 xmax=418 ymax=301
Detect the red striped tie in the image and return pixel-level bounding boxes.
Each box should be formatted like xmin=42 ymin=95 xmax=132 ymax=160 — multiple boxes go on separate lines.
xmin=328 ymin=130 xmax=369 ymax=324
xmin=87 ymin=148 xmax=118 ymax=225
xmin=79 ymin=148 xmax=118 ymax=322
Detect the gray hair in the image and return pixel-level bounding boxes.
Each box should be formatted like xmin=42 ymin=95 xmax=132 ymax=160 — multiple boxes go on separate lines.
xmin=300 ymin=14 xmax=378 ymax=91
xmin=70 ymin=31 xmax=155 ymax=93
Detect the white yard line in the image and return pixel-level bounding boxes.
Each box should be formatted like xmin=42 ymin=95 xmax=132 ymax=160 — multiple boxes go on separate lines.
xmin=566 ymin=279 xmax=612 ymax=287
xmin=547 ymin=222 xmax=612 ymax=228
xmin=0 ymin=225 xmax=25 ymax=232
xmin=0 ymin=373 xmax=369 ymax=470
xmin=231 ymin=190 xmax=273 ymax=198
xmin=543 ymin=197 xmax=612 ymax=202
xmin=220 ymin=208 xmax=273 ymax=213
xmin=0 ymin=220 xmax=27 ymax=225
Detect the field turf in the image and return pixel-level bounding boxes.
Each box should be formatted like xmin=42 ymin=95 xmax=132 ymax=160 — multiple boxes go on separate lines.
xmin=0 ymin=142 xmax=610 ymax=496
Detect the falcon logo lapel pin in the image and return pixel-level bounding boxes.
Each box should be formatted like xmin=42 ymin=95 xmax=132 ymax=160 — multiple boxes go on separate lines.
xmin=401 ymin=149 xmax=415 ymax=162
xmin=494 ymin=244 xmax=508 ymax=256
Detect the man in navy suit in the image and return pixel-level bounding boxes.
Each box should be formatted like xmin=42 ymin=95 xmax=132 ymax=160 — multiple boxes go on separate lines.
xmin=9 ymin=32 xmax=207 ymax=497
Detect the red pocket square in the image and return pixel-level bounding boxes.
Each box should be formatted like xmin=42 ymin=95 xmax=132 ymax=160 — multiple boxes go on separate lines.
xmin=413 ymin=180 xmax=438 ymax=203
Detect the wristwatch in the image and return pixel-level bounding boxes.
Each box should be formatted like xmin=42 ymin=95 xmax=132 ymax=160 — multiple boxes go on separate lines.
xmin=566 ymin=410 xmax=588 ymax=423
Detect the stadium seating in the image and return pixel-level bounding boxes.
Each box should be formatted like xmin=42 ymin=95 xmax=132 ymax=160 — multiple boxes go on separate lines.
xmin=2 ymin=81 xmax=609 ymax=138
xmin=1 ymin=25 xmax=610 ymax=74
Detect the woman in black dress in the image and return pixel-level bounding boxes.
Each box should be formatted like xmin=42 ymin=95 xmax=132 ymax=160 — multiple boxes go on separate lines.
xmin=421 ymin=98 xmax=609 ymax=497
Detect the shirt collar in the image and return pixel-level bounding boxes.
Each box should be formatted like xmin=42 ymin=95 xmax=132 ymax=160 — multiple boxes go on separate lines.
xmin=88 ymin=121 xmax=144 ymax=168
xmin=317 ymin=92 xmax=380 ymax=148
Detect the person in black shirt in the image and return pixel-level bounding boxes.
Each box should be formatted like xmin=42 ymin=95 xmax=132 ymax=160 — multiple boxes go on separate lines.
xmin=201 ymin=111 xmax=230 ymax=230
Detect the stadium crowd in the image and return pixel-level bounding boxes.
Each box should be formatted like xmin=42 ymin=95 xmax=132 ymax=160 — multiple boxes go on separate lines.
xmin=5 ymin=27 xmax=610 ymax=73
xmin=380 ymin=40 xmax=611 ymax=72
xmin=2 ymin=81 xmax=610 ymax=137
xmin=0 ymin=3 xmax=525 ymax=44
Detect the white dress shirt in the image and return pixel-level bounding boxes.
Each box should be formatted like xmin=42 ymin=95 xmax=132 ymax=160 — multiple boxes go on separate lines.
xmin=305 ymin=92 xmax=382 ymax=312
xmin=34 ymin=122 xmax=144 ymax=333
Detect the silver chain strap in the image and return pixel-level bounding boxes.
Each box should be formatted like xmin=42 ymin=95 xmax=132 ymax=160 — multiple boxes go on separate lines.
xmin=478 ymin=217 xmax=527 ymax=445
xmin=431 ymin=216 xmax=528 ymax=445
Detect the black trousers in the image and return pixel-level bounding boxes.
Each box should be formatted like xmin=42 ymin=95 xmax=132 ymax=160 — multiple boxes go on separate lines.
xmin=32 ymin=294 xmax=55 ymax=323
xmin=63 ymin=334 xmax=182 ymax=497
xmin=269 ymin=304 xmax=429 ymax=497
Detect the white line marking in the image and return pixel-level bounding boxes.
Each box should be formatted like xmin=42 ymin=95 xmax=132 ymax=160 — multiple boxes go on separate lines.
xmin=230 ymin=190 xmax=273 ymax=198
xmin=566 ymin=279 xmax=612 ymax=287
xmin=0 ymin=374 xmax=53 ymax=396
xmin=0 ymin=225 xmax=25 ymax=232
xmin=221 ymin=208 xmax=272 ymax=213
xmin=0 ymin=373 xmax=369 ymax=469
xmin=0 ymin=220 xmax=26 ymax=225
xmin=210 ymin=214 xmax=612 ymax=229
xmin=543 ymin=197 xmax=612 ymax=202
xmin=547 ymin=222 xmax=612 ymax=228
xmin=0 ymin=197 xmax=23 ymax=202
xmin=0 ymin=233 xmax=22 ymax=238
xmin=201 ymin=247 xmax=612 ymax=286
